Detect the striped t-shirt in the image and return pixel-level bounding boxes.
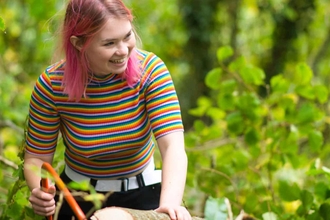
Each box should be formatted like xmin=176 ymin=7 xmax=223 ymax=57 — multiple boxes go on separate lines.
xmin=25 ymin=49 xmax=184 ymax=179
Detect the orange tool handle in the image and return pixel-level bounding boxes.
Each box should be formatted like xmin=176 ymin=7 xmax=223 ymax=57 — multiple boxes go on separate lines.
xmin=41 ymin=162 xmax=87 ymax=220
xmin=41 ymin=178 xmax=53 ymax=220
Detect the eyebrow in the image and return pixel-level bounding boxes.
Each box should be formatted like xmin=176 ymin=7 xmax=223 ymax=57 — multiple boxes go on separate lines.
xmin=101 ymin=29 xmax=132 ymax=43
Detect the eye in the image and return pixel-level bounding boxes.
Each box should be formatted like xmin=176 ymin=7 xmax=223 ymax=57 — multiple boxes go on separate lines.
xmin=125 ymin=31 xmax=132 ymax=39
xmin=104 ymin=41 xmax=114 ymax=46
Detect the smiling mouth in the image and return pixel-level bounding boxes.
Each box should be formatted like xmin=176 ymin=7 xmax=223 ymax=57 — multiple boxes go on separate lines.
xmin=110 ymin=58 xmax=125 ymax=64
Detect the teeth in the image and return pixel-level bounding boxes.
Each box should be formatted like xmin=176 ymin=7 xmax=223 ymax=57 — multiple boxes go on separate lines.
xmin=110 ymin=58 xmax=125 ymax=63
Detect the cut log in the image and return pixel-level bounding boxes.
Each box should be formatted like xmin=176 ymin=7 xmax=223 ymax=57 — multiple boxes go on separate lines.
xmin=90 ymin=207 xmax=204 ymax=220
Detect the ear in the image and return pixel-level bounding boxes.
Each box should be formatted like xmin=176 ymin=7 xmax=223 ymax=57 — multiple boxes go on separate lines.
xmin=70 ymin=36 xmax=83 ymax=51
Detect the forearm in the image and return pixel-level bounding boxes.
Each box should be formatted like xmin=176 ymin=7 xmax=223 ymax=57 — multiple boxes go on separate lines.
xmin=24 ymin=152 xmax=53 ymax=191
xmin=160 ymin=148 xmax=188 ymax=206
xmin=157 ymin=131 xmax=188 ymax=206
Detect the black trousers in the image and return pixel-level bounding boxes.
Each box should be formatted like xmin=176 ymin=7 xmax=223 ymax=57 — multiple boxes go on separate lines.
xmin=52 ymin=171 xmax=161 ymax=220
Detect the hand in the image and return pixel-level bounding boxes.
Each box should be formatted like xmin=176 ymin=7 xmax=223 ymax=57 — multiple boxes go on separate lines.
xmin=29 ymin=185 xmax=56 ymax=217
xmin=155 ymin=205 xmax=191 ymax=220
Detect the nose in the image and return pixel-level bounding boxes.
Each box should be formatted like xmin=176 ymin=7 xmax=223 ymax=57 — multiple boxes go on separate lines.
xmin=115 ymin=42 xmax=128 ymax=56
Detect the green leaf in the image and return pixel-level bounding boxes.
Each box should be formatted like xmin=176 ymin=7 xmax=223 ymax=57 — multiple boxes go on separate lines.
xmin=295 ymin=85 xmax=315 ymax=100
xmin=67 ymin=180 xmax=90 ymax=191
xmin=270 ymin=74 xmax=290 ymax=93
xmin=205 ymin=68 xmax=222 ymax=90
xmin=189 ymin=96 xmax=212 ymax=116
xmin=293 ymin=63 xmax=313 ymax=85
xmin=319 ymin=203 xmax=330 ymax=220
xmin=306 ymin=212 xmax=321 ymax=220
xmin=217 ymin=93 xmax=236 ymax=110
xmin=308 ymin=130 xmax=323 ymax=152
xmin=217 ymin=46 xmax=234 ymax=62
xmin=239 ymin=65 xmax=265 ymax=85
xmin=300 ymin=190 xmax=314 ymax=211
xmin=206 ymin=107 xmax=226 ymax=121
xmin=204 ymin=197 xmax=229 ymax=220
xmin=262 ymin=212 xmax=278 ymax=220
xmin=278 ymin=181 xmax=301 ymax=201
xmin=244 ymin=127 xmax=260 ymax=145
xmin=0 ymin=17 xmax=5 ymax=31
xmin=314 ymin=85 xmax=328 ymax=104
xmin=296 ymin=103 xmax=317 ymax=124
xmin=193 ymin=120 xmax=206 ymax=133
xmin=220 ymin=79 xmax=237 ymax=94
xmin=226 ymin=112 xmax=244 ymax=134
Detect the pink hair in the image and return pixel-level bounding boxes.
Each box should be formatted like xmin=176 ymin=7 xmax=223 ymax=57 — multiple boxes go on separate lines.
xmin=61 ymin=0 xmax=141 ymax=101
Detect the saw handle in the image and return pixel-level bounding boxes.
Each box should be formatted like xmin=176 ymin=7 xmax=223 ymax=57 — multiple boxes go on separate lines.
xmin=41 ymin=178 xmax=53 ymax=220
xmin=41 ymin=162 xmax=86 ymax=220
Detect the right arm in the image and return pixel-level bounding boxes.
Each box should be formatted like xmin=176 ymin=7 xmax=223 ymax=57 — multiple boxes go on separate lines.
xmin=25 ymin=70 xmax=61 ymax=217
xmin=24 ymin=152 xmax=56 ymax=217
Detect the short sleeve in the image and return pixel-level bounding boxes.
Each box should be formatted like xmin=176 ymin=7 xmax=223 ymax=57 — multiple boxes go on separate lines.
xmin=25 ymin=71 xmax=60 ymax=155
xmin=143 ymin=53 xmax=184 ymax=139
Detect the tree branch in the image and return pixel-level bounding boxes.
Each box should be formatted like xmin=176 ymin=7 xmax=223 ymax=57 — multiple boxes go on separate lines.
xmin=0 ymin=155 xmax=18 ymax=169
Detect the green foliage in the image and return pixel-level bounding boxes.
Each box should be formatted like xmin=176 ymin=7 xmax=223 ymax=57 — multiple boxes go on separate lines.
xmin=185 ymin=45 xmax=330 ymax=219
xmin=204 ymin=197 xmax=229 ymax=220
xmin=2 ymin=0 xmax=330 ymax=219
xmin=0 ymin=17 xmax=5 ymax=31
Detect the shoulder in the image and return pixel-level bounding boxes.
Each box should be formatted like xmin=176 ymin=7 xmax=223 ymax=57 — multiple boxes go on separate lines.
xmin=135 ymin=49 xmax=163 ymax=66
xmin=135 ymin=49 xmax=167 ymax=75
xmin=41 ymin=60 xmax=65 ymax=81
xmin=36 ymin=60 xmax=65 ymax=88
xmin=45 ymin=60 xmax=65 ymax=75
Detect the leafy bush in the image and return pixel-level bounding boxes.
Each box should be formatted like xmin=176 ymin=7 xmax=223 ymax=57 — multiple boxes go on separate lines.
xmin=185 ymin=46 xmax=330 ymax=219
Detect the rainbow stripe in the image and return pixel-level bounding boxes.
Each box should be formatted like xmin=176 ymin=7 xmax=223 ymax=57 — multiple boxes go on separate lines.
xmin=25 ymin=49 xmax=184 ymax=179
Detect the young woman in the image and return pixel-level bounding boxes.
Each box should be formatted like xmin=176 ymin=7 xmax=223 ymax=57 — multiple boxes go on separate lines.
xmin=23 ymin=0 xmax=191 ymax=219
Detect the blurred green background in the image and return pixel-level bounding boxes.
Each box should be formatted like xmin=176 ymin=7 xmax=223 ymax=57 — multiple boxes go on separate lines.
xmin=1 ymin=0 xmax=330 ymax=219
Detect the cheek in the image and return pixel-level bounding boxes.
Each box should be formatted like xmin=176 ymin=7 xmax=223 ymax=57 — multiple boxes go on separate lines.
xmin=128 ymin=36 xmax=136 ymax=49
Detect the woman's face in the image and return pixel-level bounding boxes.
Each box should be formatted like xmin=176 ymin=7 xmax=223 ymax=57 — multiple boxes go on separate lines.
xmin=85 ymin=18 xmax=136 ymax=76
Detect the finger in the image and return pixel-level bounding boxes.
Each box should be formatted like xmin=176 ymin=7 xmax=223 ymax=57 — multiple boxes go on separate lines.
xmin=175 ymin=210 xmax=183 ymax=220
xmin=32 ymin=188 xmax=55 ymax=201
xmin=32 ymin=203 xmax=56 ymax=216
xmin=47 ymin=185 xmax=56 ymax=196
xmin=168 ymin=209 xmax=177 ymax=220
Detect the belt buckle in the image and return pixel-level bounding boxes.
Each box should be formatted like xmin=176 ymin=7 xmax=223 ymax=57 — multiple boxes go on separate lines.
xmin=121 ymin=178 xmax=129 ymax=191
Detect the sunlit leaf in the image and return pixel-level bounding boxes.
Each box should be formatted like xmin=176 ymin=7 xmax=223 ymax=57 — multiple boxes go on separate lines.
xmin=279 ymin=181 xmax=301 ymax=201
xmin=205 ymin=68 xmax=222 ymax=90
xmin=293 ymin=63 xmax=313 ymax=85
xmin=0 ymin=17 xmax=5 ymax=31
xmin=204 ymin=197 xmax=229 ymax=220
xmin=308 ymin=130 xmax=323 ymax=153
xmin=262 ymin=212 xmax=278 ymax=220
xmin=67 ymin=180 xmax=90 ymax=191
xmin=296 ymin=103 xmax=317 ymax=124
xmin=217 ymin=93 xmax=236 ymax=110
xmin=295 ymin=85 xmax=315 ymax=100
xmin=314 ymin=85 xmax=328 ymax=104
xmin=239 ymin=65 xmax=265 ymax=85
xmin=270 ymin=74 xmax=290 ymax=93
xmin=206 ymin=107 xmax=226 ymax=121
xmin=216 ymin=46 xmax=234 ymax=62
xmin=193 ymin=120 xmax=205 ymax=133
xmin=189 ymin=96 xmax=212 ymax=116
xmin=220 ymin=79 xmax=237 ymax=94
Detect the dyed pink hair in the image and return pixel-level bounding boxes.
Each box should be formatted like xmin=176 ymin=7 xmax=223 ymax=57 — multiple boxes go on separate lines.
xmin=62 ymin=0 xmax=141 ymax=101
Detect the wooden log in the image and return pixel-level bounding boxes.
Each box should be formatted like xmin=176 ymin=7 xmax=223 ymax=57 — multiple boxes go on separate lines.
xmin=90 ymin=207 xmax=204 ymax=220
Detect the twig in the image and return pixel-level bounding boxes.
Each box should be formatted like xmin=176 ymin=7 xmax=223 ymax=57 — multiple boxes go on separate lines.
xmin=0 ymin=120 xmax=24 ymax=135
xmin=186 ymin=137 xmax=239 ymax=152
xmin=0 ymin=155 xmax=18 ymax=169
xmin=200 ymin=167 xmax=239 ymax=203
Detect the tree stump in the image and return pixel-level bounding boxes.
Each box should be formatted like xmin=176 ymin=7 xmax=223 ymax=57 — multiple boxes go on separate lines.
xmin=90 ymin=207 xmax=204 ymax=220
